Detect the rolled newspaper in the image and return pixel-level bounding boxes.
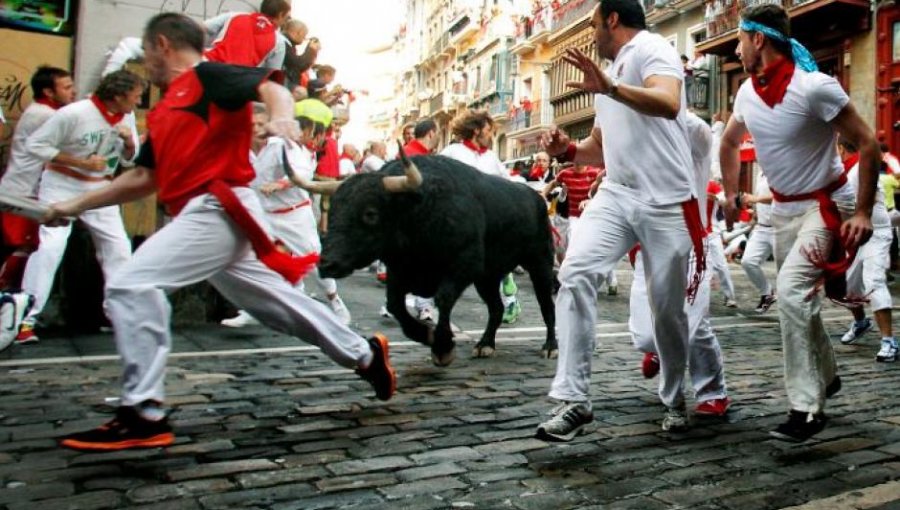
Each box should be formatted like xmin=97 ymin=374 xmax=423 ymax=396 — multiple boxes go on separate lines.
xmin=0 ymin=192 xmax=50 ymax=221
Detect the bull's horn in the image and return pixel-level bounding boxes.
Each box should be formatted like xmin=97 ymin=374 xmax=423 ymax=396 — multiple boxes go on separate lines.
xmin=383 ymin=140 xmax=423 ymax=193
xmin=302 ymin=180 xmax=342 ymax=195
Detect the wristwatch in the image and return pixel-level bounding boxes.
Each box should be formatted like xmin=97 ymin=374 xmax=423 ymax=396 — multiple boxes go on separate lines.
xmin=604 ymin=76 xmax=619 ymax=98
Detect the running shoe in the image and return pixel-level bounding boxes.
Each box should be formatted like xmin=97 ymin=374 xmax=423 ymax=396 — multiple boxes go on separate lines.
xmin=356 ymin=334 xmax=396 ymax=401
xmin=770 ymin=410 xmax=827 ymax=442
xmin=840 ymin=318 xmax=872 ymax=345
xmin=875 ymin=338 xmax=898 ymax=362
xmin=641 ymin=352 xmax=660 ymax=379
xmin=59 ymin=406 xmax=174 ymax=451
xmin=536 ymin=402 xmax=593 ymax=442
xmin=755 ymin=294 xmax=777 ymax=313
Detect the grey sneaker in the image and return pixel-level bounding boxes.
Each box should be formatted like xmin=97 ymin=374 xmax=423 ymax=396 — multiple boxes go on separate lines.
xmin=536 ymin=402 xmax=593 ymax=442
xmin=841 ymin=318 xmax=873 ymax=344
xmin=662 ymin=407 xmax=689 ymax=432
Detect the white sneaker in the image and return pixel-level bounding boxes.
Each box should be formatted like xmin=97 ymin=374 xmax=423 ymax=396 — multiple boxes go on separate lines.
xmin=0 ymin=292 xmax=34 ymax=352
xmin=379 ymin=304 xmax=393 ymax=319
xmin=329 ymin=295 xmax=351 ymax=325
xmin=220 ymin=310 xmax=259 ymax=328
xmin=724 ymin=298 xmax=738 ymax=308
xmin=662 ymin=407 xmax=689 ymax=432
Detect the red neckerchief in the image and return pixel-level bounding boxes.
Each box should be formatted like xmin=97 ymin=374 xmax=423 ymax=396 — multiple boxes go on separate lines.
xmin=34 ymin=97 xmax=62 ymax=110
xmin=339 ymin=152 xmax=354 ymax=161
xmin=462 ymin=139 xmax=488 ymax=155
xmin=842 ymin=153 xmax=860 ymax=173
xmin=404 ymin=139 xmax=431 ymax=156
xmin=751 ymin=57 xmax=795 ymax=109
xmin=89 ymin=95 xmax=125 ymax=126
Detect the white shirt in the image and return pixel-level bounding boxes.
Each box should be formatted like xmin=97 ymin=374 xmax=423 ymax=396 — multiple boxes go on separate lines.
xmin=754 ymin=174 xmax=773 ymax=226
xmin=338 ymin=157 xmax=357 ymax=178
xmin=594 ymin=30 xmax=695 ymax=205
xmin=251 ymin=137 xmax=315 ymax=212
xmin=360 ymin=154 xmax=385 ymax=173
xmin=733 ymin=69 xmax=852 ymax=216
xmin=440 ymin=143 xmax=507 ymax=179
xmin=686 ymin=111 xmax=712 ymax=230
xmin=847 ymin=162 xmax=890 ymax=229
xmin=709 ymin=120 xmax=725 ymax=180
xmin=26 ymin=99 xmax=139 ymax=190
xmin=0 ymin=102 xmax=57 ymax=196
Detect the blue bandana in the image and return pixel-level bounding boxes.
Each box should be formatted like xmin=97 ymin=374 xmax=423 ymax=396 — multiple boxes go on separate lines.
xmin=739 ymin=19 xmax=818 ymax=73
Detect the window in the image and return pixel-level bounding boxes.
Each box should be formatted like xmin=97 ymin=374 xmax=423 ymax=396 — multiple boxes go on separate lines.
xmin=894 ymin=21 xmax=900 ymax=62
xmin=686 ymin=23 xmax=707 ymax=58
xmin=665 ymin=33 xmax=678 ymax=51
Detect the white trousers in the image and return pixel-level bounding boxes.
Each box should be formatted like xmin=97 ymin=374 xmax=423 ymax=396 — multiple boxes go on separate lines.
xmin=555 ymin=215 xmax=617 ymax=287
xmin=707 ymin=234 xmax=735 ymax=301
xmin=549 ymin=184 xmax=693 ymax=409
xmin=846 ymin=227 xmax=892 ymax=312
xmin=741 ymin=225 xmax=775 ymax=296
xmin=629 ymin=253 xmax=726 ymax=402
xmin=267 ymin=205 xmax=337 ymax=296
xmin=106 ymin=189 xmax=370 ymax=406
xmin=773 ymin=201 xmax=853 ymax=414
xmin=22 ymin=176 xmax=131 ymax=323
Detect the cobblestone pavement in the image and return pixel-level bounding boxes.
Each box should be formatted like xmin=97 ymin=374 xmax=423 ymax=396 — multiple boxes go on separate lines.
xmin=0 ymin=261 xmax=898 ymax=509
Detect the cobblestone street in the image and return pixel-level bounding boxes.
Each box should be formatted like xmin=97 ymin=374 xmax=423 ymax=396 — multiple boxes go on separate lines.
xmin=0 ymin=263 xmax=898 ymax=509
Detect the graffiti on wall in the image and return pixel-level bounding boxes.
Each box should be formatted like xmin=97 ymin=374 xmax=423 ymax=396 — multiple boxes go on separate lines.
xmin=0 ymin=29 xmax=72 ymax=168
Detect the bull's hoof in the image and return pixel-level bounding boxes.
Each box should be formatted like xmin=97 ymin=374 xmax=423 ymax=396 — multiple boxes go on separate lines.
xmin=472 ymin=345 xmax=495 ymax=358
xmin=541 ymin=348 xmax=559 ymax=359
xmin=431 ymin=348 xmax=456 ymax=367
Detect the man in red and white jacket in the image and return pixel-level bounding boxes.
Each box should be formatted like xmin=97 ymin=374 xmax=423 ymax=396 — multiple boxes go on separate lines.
xmin=16 ymin=70 xmax=143 ymax=345
xmin=0 ymin=66 xmax=75 ymax=294
xmin=42 ymin=13 xmax=396 ymax=452
xmin=721 ymin=4 xmax=878 ymax=442
xmin=441 ymin=110 xmax=522 ymax=324
xmin=203 ymin=0 xmax=291 ymax=70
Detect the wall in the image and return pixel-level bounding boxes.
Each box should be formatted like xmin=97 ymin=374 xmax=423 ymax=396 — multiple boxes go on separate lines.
xmin=73 ymin=0 xmax=255 ymax=95
xmin=848 ymin=30 xmax=877 ymax=129
xmin=0 ymin=29 xmax=73 ymax=167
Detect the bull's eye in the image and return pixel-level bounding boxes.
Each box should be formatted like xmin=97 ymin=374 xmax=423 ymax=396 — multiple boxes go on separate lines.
xmin=362 ymin=207 xmax=379 ymax=226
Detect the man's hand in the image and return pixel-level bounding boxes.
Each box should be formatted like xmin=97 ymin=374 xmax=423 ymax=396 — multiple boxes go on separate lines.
xmin=723 ymin=193 xmax=739 ymax=230
xmin=841 ymin=212 xmax=873 ymax=250
xmin=308 ymin=38 xmax=321 ymax=52
xmin=540 ymin=126 xmax=571 ymax=156
xmin=117 ymin=125 xmax=135 ymax=149
xmin=81 ymin=154 xmax=108 ymax=172
xmin=266 ymin=119 xmax=301 ymax=143
xmin=41 ymin=199 xmax=81 ymax=226
xmin=259 ymin=182 xmax=284 ymax=196
xmin=562 ymin=47 xmax=613 ymax=95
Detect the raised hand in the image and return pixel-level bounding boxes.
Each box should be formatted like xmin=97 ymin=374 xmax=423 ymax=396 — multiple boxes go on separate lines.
xmin=562 ymin=47 xmax=613 ymax=95
xmin=540 ymin=126 xmax=571 ymax=157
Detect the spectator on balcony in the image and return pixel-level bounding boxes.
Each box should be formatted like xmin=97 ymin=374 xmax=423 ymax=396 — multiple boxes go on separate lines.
xmin=282 ymin=20 xmax=319 ymax=92
xmin=689 ymin=49 xmax=709 ymax=79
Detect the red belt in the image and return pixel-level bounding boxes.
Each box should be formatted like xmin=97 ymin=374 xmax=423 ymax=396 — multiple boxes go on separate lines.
xmin=207 ymin=181 xmax=318 ymax=285
xmin=770 ymin=173 xmax=857 ymax=303
xmin=269 ymin=199 xmax=311 ymax=214
xmin=48 ymin=164 xmax=112 ymax=182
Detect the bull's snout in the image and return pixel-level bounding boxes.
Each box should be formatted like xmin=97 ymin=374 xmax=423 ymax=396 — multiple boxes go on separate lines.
xmin=318 ymin=255 xmax=353 ymax=279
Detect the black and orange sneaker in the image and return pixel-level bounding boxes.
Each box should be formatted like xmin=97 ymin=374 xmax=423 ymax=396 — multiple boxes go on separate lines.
xmin=356 ymin=334 xmax=396 ymax=401
xmin=59 ymin=406 xmax=174 ymax=451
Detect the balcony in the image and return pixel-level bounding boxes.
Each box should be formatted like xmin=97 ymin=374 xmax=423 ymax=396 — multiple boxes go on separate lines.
xmin=697 ymin=0 xmax=870 ymax=56
xmin=550 ymin=0 xmax=596 ymax=34
xmin=430 ymin=33 xmax=451 ymax=59
xmin=448 ymin=8 xmax=479 ymax=47
xmin=507 ymin=103 xmax=554 ymax=135
xmin=511 ymin=7 xmax=553 ymax=54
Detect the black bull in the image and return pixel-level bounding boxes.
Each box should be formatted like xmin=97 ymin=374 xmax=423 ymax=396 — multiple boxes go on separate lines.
xmin=318 ymin=154 xmax=558 ymax=366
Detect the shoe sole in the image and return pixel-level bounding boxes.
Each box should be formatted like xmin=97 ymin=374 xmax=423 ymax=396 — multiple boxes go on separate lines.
xmin=370 ymin=333 xmax=397 ymax=401
xmin=535 ymin=423 xmax=588 ymax=442
xmin=15 ymin=338 xmax=38 ymax=345
xmin=59 ymin=432 xmax=175 ymax=451
xmin=875 ymin=356 xmax=897 ymax=363
xmin=768 ymin=430 xmax=811 ymax=443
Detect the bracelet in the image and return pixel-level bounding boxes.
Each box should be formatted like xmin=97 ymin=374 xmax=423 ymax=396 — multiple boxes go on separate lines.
xmin=555 ymin=143 xmax=577 ymax=164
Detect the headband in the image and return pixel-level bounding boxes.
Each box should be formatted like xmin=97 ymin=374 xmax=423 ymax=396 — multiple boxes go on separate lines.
xmin=739 ymin=19 xmax=818 ymax=72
